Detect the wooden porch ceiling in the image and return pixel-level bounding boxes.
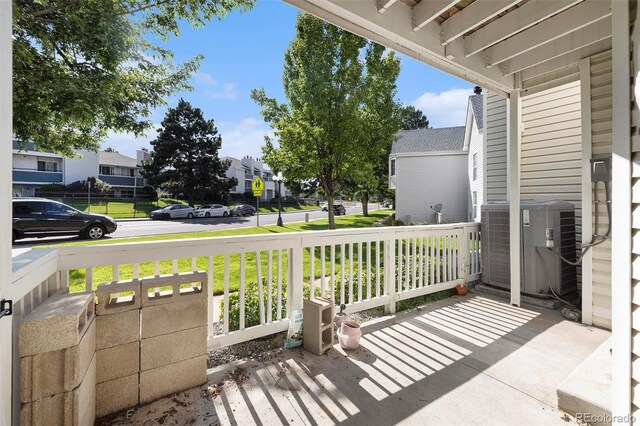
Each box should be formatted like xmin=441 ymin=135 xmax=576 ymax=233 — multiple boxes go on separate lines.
xmin=284 ymin=0 xmax=612 ymax=96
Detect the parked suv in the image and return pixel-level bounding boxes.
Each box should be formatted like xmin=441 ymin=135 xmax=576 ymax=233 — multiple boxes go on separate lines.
xmin=12 ymin=198 xmax=117 ymax=243
xmin=333 ymin=204 xmax=346 ymax=215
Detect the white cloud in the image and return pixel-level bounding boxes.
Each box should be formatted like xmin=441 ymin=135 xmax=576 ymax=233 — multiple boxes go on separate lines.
xmin=102 ymin=126 xmax=159 ymax=157
xmin=411 ymin=88 xmax=473 ymax=128
xmin=101 ymin=118 xmax=273 ymax=161
xmin=193 ymin=72 xmax=217 ymax=87
xmin=211 ymin=82 xmax=237 ymax=100
xmin=192 ymin=72 xmax=238 ymax=100
xmin=217 ymin=118 xmax=274 ymax=160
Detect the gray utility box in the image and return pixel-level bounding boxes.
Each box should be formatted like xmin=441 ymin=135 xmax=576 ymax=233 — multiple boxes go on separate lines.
xmin=481 ymin=200 xmax=577 ymax=296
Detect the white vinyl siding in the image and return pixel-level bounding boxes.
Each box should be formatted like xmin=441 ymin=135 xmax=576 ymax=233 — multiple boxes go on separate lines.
xmin=395 ymin=153 xmax=469 ymax=225
xmin=521 ymin=80 xmax=583 ymax=288
xmin=590 ymin=50 xmax=613 ymax=330
xmin=467 ymin=112 xmax=483 ymax=222
xmin=485 ymin=92 xmax=508 ymax=201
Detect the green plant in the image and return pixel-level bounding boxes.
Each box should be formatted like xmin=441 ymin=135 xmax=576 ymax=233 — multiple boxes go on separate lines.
xmin=223 ymin=279 xmax=287 ymax=332
xmin=159 ymin=197 xmax=186 ymax=205
xmin=39 ymin=183 xmax=66 ymax=192
xmin=396 ymin=288 xmax=455 ymax=311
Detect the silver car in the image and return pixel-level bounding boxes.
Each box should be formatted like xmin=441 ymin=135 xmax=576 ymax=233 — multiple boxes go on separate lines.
xmin=195 ymin=204 xmax=229 ymax=218
xmin=149 ymin=204 xmax=196 ymax=220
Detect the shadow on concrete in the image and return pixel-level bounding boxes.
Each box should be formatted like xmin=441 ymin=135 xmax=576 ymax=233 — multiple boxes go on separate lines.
xmin=203 ymin=295 xmax=608 ymax=425
xmin=103 ymin=294 xmax=610 ymax=425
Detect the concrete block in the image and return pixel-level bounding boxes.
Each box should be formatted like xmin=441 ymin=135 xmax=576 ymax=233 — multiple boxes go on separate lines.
xmin=141 ymin=326 xmax=206 ymax=371
xmin=557 ymin=338 xmax=611 ymax=426
xmin=96 ymin=341 xmax=139 ymax=384
xmin=19 ymin=291 xmax=95 ymax=357
xmin=141 ymin=299 xmax=207 ymax=339
xmin=96 ymin=308 xmax=140 ymax=350
xmin=21 ymin=319 xmax=96 ymax=403
xmin=96 ymin=279 xmax=141 ymax=316
xmin=140 ymin=272 xmax=207 ymax=307
xmin=303 ymin=298 xmax=334 ymax=355
xmin=21 ymin=353 xmax=96 ymax=426
xmin=140 ymin=355 xmax=207 ymax=404
xmin=96 ymin=374 xmax=138 ymax=418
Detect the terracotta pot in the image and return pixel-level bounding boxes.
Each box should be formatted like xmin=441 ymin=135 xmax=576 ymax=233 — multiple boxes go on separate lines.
xmin=455 ymin=283 xmax=468 ymax=296
xmin=340 ymin=319 xmax=361 ymax=336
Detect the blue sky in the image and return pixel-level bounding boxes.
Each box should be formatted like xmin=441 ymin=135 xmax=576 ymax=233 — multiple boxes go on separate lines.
xmin=106 ymin=0 xmax=474 ymax=158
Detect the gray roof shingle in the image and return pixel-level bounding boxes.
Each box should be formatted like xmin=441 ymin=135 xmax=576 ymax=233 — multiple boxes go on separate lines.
xmin=469 ymin=93 xmax=483 ymax=130
xmin=99 ymin=151 xmax=138 ymax=168
xmin=391 ymin=126 xmax=466 ymax=154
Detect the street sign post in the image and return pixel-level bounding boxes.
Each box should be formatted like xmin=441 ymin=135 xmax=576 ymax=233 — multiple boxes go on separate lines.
xmin=252 ymin=177 xmax=264 ymax=226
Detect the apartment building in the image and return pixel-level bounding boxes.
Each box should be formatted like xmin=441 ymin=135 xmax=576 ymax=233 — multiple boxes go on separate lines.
xmin=12 ymin=141 xmax=148 ymax=197
xmin=222 ymin=155 xmax=291 ymax=201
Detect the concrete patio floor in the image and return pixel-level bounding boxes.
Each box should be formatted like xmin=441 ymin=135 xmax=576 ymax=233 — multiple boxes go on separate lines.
xmin=104 ymin=293 xmax=610 ymax=425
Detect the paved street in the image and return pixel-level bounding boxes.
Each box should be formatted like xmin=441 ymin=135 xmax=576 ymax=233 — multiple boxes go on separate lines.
xmin=12 ymin=205 xmax=384 ymax=255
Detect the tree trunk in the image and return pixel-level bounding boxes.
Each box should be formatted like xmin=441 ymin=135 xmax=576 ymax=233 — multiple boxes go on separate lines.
xmin=362 ymin=193 xmax=369 ymax=216
xmin=327 ymin=193 xmax=335 ymax=230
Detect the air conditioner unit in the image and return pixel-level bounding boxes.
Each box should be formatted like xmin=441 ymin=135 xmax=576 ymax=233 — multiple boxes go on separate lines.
xmin=481 ymin=200 xmax=577 ymax=296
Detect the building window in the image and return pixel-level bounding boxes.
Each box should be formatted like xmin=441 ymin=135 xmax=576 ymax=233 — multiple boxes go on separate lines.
xmin=37 ymin=161 xmax=57 ymax=172
xmin=100 ymin=166 xmax=114 ymax=175
xmin=472 ymin=191 xmax=478 ymax=219
xmin=472 ymin=153 xmax=478 ymax=181
xmin=245 ymin=180 xmax=252 ymax=190
xmin=390 ymin=159 xmax=396 ymax=176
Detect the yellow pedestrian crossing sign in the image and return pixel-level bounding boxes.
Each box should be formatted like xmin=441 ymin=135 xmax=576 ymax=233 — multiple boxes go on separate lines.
xmin=252 ymin=177 xmax=264 ymax=196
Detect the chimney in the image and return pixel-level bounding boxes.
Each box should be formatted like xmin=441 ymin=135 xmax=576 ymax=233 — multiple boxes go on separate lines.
xmin=473 ymin=86 xmax=482 ymax=95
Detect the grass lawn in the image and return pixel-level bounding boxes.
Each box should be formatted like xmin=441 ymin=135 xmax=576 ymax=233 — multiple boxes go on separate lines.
xmin=58 ymin=210 xmax=396 ymax=295
xmin=62 ymin=198 xmax=168 ymax=219
xmin=61 ymin=198 xmax=319 ymax=218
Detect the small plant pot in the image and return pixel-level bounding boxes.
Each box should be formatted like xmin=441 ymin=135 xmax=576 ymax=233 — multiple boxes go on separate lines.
xmin=340 ymin=319 xmax=361 ymax=336
xmin=337 ymin=330 xmax=361 ymax=350
xmin=455 ymin=283 xmax=468 ymax=296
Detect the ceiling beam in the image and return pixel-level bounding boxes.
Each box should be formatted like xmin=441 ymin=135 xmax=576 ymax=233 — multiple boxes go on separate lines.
xmin=485 ymin=0 xmax=611 ymax=67
xmin=463 ymin=0 xmax=582 ymax=57
xmin=283 ymin=0 xmax=514 ymax=95
xmin=520 ymin=38 xmax=612 ymax=81
xmin=377 ymin=0 xmax=398 ymax=14
xmin=500 ymin=18 xmax=611 ymax=75
xmin=412 ymin=0 xmax=459 ymax=31
xmin=440 ymin=0 xmax=520 ymax=46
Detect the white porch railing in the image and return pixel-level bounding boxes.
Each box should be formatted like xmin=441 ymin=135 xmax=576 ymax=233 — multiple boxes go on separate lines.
xmin=50 ymin=223 xmax=480 ymax=348
xmin=7 ymin=223 xmax=480 ymax=420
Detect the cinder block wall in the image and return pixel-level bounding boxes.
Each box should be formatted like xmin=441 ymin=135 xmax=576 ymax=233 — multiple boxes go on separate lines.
xmin=95 ymin=279 xmax=142 ymax=417
xmin=139 ymin=273 xmax=208 ymax=404
xmin=19 ymin=272 xmax=209 ymax=425
xmin=19 ymin=292 xmax=97 ymax=426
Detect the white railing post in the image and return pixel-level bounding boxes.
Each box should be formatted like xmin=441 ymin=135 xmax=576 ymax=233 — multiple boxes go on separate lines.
xmin=289 ymin=239 xmax=304 ymax=312
xmin=385 ymin=230 xmax=396 ymax=314
xmin=458 ymin=225 xmax=470 ymax=283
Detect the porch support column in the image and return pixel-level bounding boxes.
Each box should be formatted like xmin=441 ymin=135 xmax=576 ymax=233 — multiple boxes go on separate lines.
xmin=611 ymin=0 xmax=632 ymax=418
xmin=507 ymin=90 xmax=521 ymax=307
xmin=0 ymin=0 xmax=13 ymax=422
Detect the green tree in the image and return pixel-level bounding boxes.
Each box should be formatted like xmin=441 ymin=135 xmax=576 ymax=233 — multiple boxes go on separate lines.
xmin=252 ymin=14 xmax=399 ymax=228
xmin=350 ymin=44 xmax=401 ymax=216
xmin=141 ymin=99 xmax=236 ymax=206
xmin=400 ymin=105 xmax=429 ymax=130
xmin=13 ymin=0 xmax=254 ymax=156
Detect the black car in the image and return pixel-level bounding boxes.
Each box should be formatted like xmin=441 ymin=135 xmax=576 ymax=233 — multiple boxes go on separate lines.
xmin=12 ymin=198 xmax=117 ymax=243
xmin=333 ymin=204 xmax=346 ymax=215
xmin=231 ymin=204 xmax=256 ymax=217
